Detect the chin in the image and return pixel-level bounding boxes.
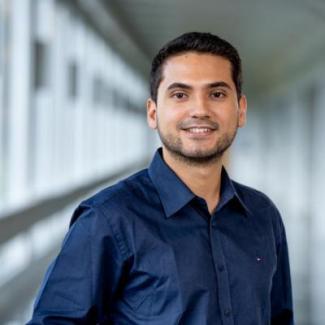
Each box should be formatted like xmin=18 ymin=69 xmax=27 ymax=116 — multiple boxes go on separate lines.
xmin=181 ymin=148 xmax=219 ymax=159
xmin=184 ymin=146 xmax=217 ymax=156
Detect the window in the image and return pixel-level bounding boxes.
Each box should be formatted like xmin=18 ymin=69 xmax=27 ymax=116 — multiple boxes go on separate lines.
xmin=68 ymin=61 xmax=78 ymax=99
xmin=33 ymin=40 xmax=49 ymax=90
xmin=93 ymin=76 xmax=104 ymax=105
xmin=0 ymin=0 xmax=10 ymax=204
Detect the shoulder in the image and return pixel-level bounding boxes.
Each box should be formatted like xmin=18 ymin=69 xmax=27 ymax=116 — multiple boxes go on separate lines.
xmin=231 ymin=180 xmax=286 ymax=238
xmin=70 ymin=168 xmax=155 ymax=225
xmin=232 ymin=180 xmax=279 ymax=212
xmin=85 ymin=169 xmax=148 ymax=204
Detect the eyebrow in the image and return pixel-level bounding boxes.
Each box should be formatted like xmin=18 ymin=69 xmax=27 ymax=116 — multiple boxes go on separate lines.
xmin=166 ymin=81 xmax=232 ymax=91
xmin=167 ymin=82 xmax=192 ymax=91
xmin=207 ymin=81 xmax=232 ymax=90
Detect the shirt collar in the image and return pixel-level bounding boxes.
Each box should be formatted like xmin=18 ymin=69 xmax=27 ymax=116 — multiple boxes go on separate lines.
xmin=218 ymin=167 xmax=252 ymax=217
xmin=148 ymin=148 xmax=195 ymax=218
xmin=148 ymin=148 xmax=251 ymax=218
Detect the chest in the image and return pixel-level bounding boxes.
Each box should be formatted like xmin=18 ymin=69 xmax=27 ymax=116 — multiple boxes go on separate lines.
xmin=117 ymin=204 xmax=277 ymax=318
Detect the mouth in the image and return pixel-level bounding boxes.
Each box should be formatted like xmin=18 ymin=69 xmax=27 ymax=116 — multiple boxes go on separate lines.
xmin=181 ymin=126 xmax=216 ymax=137
xmin=184 ymin=127 xmax=214 ymax=134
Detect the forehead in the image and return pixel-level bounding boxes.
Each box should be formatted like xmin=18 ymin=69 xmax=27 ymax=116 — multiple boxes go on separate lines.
xmin=160 ymin=52 xmax=233 ymax=87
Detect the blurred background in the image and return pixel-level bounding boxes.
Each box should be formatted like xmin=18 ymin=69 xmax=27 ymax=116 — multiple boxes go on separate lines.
xmin=0 ymin=0 xmax=324 ymax=324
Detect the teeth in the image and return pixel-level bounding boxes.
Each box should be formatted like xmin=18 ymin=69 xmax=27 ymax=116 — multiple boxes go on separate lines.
xmin=187 ymin=128 xmax=211 ymax=133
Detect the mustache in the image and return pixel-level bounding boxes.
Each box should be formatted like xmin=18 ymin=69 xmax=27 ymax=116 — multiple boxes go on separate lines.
xmin=178 ymin=119 xmax=220 ymax=130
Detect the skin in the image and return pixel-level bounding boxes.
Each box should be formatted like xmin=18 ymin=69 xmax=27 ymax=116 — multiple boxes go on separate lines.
xmin=147 ymin=52 xmax=247 ymax=214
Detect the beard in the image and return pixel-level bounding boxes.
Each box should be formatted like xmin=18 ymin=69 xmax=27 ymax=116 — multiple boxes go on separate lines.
xmin=157 ymin=119 xmax=238 ymax=166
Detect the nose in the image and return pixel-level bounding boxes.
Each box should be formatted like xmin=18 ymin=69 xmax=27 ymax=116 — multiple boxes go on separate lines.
xmin=190 ymin=94 xmax=211 ymax=118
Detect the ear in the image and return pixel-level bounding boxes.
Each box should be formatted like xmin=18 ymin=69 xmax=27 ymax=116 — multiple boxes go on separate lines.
xmin=237 ymin=95 xmax=247 ymax=128
xmin=147 ymin=98 xmax=158 ymax=129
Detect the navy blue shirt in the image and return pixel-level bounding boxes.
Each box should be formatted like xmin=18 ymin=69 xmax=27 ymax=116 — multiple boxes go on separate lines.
xmin=28 ymin=148 xmax=294 ymax=324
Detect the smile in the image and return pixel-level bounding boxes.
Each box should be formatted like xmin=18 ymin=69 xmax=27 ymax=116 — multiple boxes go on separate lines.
xmin=185 ymin=127 xmax=214 ymax=134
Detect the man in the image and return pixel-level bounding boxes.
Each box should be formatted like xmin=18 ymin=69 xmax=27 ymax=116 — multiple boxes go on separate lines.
xmin=28 ymin=32 xmax=294 ymax=324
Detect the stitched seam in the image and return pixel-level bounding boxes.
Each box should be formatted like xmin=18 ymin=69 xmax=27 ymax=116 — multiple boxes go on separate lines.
xmin=78 ymin=214 xmax=94 ymax=305
xmin=96 ymin=206 xmax=130 ymax=260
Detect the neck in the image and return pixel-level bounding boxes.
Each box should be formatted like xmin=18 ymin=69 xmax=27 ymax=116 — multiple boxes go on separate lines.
xmin=162 ymin=147 xmax=223 ymax=214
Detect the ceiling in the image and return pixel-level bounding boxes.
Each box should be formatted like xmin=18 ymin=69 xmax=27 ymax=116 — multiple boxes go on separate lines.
xmin=85 ymin=0 xmax=325 ymax=99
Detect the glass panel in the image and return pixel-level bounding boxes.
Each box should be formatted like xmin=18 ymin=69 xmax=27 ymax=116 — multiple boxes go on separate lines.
xmin=68 ymin=61 xmax=78 ymax=99
xmin=93 ymin=76 xmax=104 ymax=105
xmin=0 ymin=0 xmax=10 ymax=206
xmin=33 ymin=40 xmax=49 ymax=90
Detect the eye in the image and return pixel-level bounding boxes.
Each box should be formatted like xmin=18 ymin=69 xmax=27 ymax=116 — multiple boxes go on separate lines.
xmin=210 ymin=91 xmax=225 ymax=99
xmin=172 ymin=92 xmax=187 ymax=100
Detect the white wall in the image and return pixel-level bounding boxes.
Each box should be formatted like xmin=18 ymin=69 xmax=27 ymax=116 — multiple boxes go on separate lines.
xmin=230 ymin=65 xmax=325 ymax=325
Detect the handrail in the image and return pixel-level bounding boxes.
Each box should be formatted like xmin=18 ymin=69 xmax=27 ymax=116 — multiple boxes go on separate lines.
xmin=0 ymin=159 xmax=149 ymax=245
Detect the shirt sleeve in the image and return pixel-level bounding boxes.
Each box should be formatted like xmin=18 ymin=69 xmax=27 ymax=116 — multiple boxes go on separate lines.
xmin=27 ymin=203 xmax=128 ymax=324
xmin=271 ymin=212 xmax=294 ymax=325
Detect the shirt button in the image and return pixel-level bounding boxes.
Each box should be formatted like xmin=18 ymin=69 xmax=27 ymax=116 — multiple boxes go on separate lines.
xmin=218 ymin=265 xmax=225 ymax=272
xmin=224 ymin=309 xmax=232 ymax=317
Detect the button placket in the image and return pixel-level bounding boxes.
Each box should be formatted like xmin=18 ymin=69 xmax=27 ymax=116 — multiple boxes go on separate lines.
xmin=209 ymin=218 xmax=234 ymax=325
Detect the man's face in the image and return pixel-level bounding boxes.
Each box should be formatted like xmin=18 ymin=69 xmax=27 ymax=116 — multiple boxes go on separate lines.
xmin=147 ymin=52 xmax=247 ymax=165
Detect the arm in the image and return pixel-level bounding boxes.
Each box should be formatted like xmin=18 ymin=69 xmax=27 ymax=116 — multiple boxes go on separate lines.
xmin=27 ymin=204 xmax=127 ymax=324
xmin=271 ymin=215 xmax=294 ymax=325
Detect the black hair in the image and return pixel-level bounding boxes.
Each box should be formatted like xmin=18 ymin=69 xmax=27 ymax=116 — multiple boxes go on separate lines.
xmin=150 ymin=32 xmax=242 ymax=102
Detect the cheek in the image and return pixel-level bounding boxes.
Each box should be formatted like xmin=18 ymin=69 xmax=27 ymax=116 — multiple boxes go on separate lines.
xmin=219 ymin=112 xmax=239 ymax=130
xmin=158 ymin=108 xmax=183 ymax=126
